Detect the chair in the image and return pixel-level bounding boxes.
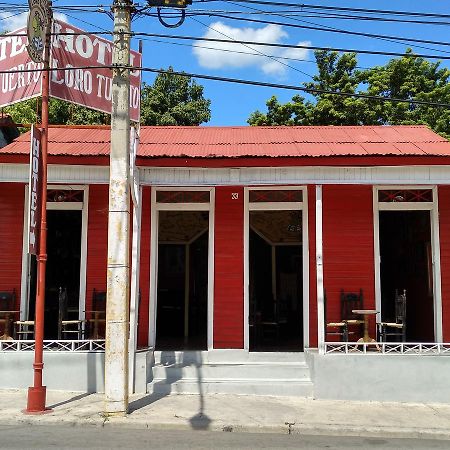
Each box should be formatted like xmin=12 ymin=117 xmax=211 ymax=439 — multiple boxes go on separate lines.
xmin=0 ymin=289 xmax=17 ymax=340
xmin=325 ymin=289 xmax=365 ymax=341
xmin=58 ymin=287 xmax=84 ymax=340
xmin=87 ymin=289 xmax=106 ymax=339
xmin=324 ymin=290 xmax=349 ymax=342
xmin=377 ymin=289 xmax=407 ymax=342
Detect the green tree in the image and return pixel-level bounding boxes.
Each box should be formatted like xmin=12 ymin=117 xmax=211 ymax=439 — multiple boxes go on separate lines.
xmin=359 ymin=49 xmax=450 ymax=137
xmin=140 ymin=67 xmax=211 ymax=126
xmin=4 ymin=97 xmax=110 ymax=127
xmin=248 ymin=50 xmax=450 ymax=138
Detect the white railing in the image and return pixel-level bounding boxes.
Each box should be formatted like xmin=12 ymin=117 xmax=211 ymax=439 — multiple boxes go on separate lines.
xmin=0 ymin=339 xmax=106 ymax=352
xmin=325 ymin=342 xmax=450 ymax=355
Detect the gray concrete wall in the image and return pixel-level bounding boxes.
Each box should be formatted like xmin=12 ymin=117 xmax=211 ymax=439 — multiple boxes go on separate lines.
xmin=0 ymin=352 xmax=105 ymax=393
xmin=308 ymin=352 xmax=450 ymax=403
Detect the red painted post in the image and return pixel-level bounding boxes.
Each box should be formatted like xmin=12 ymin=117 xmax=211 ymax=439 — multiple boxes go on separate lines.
xmin=25 ymin=15 xmax=52 ymax=415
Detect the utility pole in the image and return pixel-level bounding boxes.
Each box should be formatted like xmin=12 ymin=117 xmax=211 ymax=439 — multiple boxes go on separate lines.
xmin=104 ymin=0 xmax=132 ymax=416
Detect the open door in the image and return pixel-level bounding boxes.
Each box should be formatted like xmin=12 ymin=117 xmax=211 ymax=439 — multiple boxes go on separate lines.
xmin=156 ymin=211 xmax=209 ymax=350
xmin=249 ymin=210 xmax=303 ymax=351
xmin=379 ymin=210 xmax=434 ymax=342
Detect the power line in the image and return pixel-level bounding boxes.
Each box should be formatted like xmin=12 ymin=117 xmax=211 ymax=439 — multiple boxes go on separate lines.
xmin=225 ymin=1 xmax=450 ymax=55
xmin=126 ymin=32 xmax=450 ymax=60
xmin=5 ymin=29 xmax=449 ymax=60
xmin=195 ymin=0 xmax=450 ymax=20
xmin=150 ymin=8 xmax=450 ymax=26
xmin=2 ymin=64 xmax=449 ymax=108
xmin=190 ymin=12 xmax=450 ymax=49
xmin=142 ymin=37 xmax=374 ymax=69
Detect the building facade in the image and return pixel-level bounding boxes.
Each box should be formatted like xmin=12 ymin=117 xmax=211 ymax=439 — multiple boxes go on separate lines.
xmin=1 ymin=125 xmax=450 ymax=402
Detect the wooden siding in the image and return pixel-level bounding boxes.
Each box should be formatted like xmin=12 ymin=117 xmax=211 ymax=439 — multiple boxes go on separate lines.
xmin=308 ymin=186 xmax=317 ymax=347
xmin=322 ymin=185 xmax=376 ymax=333
xmin=0 ymin=183 xmax=24 ymax=309
xmin=85 ymin=185 xmax=108 ymax=311
xmin=214 ymin=186 xmax=244 ymax=348
xmin=438 ymin=186 xmax=450 ymax=341
xmin=138 ymin=187 xmax=151 ymax=347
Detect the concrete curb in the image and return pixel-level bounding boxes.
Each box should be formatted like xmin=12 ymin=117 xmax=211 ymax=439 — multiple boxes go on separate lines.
xmin=3 ymin=414 xmax=450 ymax=441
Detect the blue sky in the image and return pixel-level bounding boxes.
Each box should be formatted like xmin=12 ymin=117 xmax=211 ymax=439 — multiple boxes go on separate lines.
xmin=1 ymin=0 xmax=449 ymax=125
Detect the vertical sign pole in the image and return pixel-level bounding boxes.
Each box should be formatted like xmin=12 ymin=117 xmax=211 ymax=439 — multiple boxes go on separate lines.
xmin=104 ymin=0 xmax=132 ymax=416
xmin=26 ymin=6 xmax=52 ymax=414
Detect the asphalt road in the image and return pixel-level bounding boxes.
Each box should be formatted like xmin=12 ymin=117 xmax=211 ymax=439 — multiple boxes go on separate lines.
xmin=0 ymin=425 xmax=449 ymax=449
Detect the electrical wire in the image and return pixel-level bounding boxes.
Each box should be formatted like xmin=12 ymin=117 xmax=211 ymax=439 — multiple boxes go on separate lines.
xmin=187 ymin=12 xmax=450 ymax=49
xmin=125 ymin=32 xmax=450 ymax=60
xmin=1 ymin=64 xmax=449 ymax=108
xmin=225 ymin=1 xmax=450 ymax=55
xmin=4 ymin=29 xmax=449 ymax=60
xmin=195 ymin=0 xmax=450 ymax=20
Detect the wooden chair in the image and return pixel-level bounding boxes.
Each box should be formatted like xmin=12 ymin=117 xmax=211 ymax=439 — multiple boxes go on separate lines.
xmin=325 ymin=290 xmax=349 ymax=342
xmin=58 ymin=287 xmax=84 ymax=340
xmin=341 ymin=289 xmax=365 ymax=340
xmin=377 ymin=289 xmax=407 ymax=342
xmin=87 ymin=289 xmax=106 ymax=339
xmin=0 ymin=289 xmax=17 ymax=340
xmin=325 ymin=289 xmax=365 ymax=341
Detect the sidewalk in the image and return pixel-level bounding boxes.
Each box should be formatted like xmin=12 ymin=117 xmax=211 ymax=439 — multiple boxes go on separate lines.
xmin=2 ymin=389 xmax=450 ymax=440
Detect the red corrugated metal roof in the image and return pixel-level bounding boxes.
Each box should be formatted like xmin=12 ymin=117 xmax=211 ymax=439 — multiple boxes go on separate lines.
xmin=1 ymin=125 xmax=449 ymax=158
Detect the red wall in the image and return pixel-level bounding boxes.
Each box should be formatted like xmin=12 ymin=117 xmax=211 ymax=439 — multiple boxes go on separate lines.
xmin=0 ymin=183 xmax=25 ymax=309
xmin=214 ymin=186 xmax=244 ymax=348
xmin=438 ymin=186 xmax=450 ymax=341
xmin=322 ymin=185 xmax=376 ymax=326
xmin=85 ymin=184 xmax=109 ymax=311
xmin=137 ymin=187 xmax=151 ymax=348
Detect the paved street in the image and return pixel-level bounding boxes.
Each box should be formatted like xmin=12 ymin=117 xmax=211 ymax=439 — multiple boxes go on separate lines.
xmin=0 ymin=425 xmax=449 ymax=450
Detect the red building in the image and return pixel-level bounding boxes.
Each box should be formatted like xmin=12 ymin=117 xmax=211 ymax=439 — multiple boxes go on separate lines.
xmin=1 ymin=124 xmax=450 ymax=401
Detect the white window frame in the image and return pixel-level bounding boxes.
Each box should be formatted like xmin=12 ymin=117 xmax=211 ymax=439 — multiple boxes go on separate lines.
xmin=373 ymin=185 xmax=442 ymax=342
xmin=149 ymin=187 xmax=215 ymax=350
xmin=20 ymin=184 xmax=89 ymax=322
xmin=244 ymin=186 xmax=309 ymax=351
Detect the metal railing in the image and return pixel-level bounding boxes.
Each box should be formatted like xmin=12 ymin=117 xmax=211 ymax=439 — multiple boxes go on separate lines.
xmin=325 ymin=342 xmax=450 ymax=355
xmin=0 ymin=339 xmax=106 ymax=352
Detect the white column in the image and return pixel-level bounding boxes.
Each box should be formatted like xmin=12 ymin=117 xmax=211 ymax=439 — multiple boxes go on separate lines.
xmin=128 ymin=184 xmax=142 ymax=395
xmin=316 ymin=185 xmax=325 ymax=355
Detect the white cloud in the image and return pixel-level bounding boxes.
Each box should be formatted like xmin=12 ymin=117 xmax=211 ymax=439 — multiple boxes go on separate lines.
xmin=193 ymin=21 xmax=310 ymax=77
xmin=0 ymin=11 xmax=68 ymax=32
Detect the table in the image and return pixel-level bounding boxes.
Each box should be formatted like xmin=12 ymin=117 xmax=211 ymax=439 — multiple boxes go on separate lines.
xmin=352 ymin=309 xmax=378 ymax=345
xmin=0 ymin=310 xmax=19 ymax=340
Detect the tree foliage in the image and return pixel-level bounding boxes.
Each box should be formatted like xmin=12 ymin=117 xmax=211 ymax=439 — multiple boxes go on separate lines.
xmin=4 ymin=97 xmax=110 ymax=126
xmin=140 ymin=67 xmax=211 ymax=126
xmin=248 ymin=50 xmax=450 ymax=139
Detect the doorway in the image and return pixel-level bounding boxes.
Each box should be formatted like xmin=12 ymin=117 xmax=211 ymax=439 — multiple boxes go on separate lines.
xmin=155 ymin=210 xmax=209 ymax=350
xmin=249 ymin=210 xmax=304 ymax=351
xmin=379 ymin=210 xmax=435 ymax=342
xmin=28 ymin=210 xmax=82 ymax=339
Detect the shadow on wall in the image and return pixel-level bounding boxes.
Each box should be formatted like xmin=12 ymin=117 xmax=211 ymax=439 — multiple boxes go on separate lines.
xmin=128 ymin=351 xmax=211 ymax=430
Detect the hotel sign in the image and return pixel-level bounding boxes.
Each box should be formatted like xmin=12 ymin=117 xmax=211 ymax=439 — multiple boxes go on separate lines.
xmin=0 ymin=20 xmax=142 ymax=121
xmin=28 ymin=125 xmax=42 ymax=255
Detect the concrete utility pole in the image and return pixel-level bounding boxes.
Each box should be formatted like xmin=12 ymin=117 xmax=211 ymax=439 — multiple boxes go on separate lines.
xmin=105 ymin=0 xmax=132 ymax=416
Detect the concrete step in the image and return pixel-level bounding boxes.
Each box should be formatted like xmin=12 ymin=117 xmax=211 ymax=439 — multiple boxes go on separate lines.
xmin=153 ymin=350 xmax=307 ymax=365
xmin=152 ymin=362 xmax=311 ymax=381
xmin=149 ymin=350 xmax=313 ymax=397
xmin=148 ymin=379 xmax=314 ymax=397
